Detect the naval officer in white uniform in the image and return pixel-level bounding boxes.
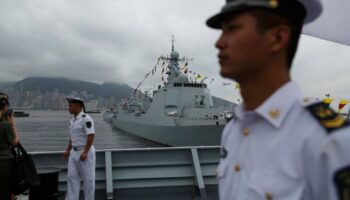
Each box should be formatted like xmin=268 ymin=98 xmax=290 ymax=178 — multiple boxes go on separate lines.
xmin=207 ymin=0 xmax=350 ymax=199
xmin=63 ymin=97 xmax=96 ymax=200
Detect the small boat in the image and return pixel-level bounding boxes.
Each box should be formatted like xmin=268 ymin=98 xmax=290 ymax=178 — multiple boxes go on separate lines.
xmin=85 ymin=110 xmax=101 ymax=114
xmin=14 ymin=111 xmax=30 ymax=117
xmin=103 ymin=108 xmax=118 ymax=123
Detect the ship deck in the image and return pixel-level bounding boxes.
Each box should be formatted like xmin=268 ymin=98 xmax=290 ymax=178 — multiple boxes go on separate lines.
xmin=31 ymin=146 xmax=220 ymax=200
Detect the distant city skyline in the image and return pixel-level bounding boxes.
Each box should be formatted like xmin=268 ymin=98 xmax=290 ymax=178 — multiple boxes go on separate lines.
xmin=0 ymin=81 xmax=117 ymax=111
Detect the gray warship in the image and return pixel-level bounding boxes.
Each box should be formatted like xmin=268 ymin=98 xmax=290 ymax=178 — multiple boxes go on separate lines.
xmin=112 ymin=38 xmax=228 ymax=146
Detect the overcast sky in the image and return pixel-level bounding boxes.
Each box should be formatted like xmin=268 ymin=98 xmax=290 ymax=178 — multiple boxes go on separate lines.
xmin=0 ymin=0 xmax=349 ymax=105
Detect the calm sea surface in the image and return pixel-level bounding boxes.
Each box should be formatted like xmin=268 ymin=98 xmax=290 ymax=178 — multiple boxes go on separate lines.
xmin=15 ymin=110 xmax=164 ymax=152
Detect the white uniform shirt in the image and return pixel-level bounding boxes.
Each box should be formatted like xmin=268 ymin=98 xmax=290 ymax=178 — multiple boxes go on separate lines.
xmin=69 ymin=112 xmax=95 ymax=147
xmin=218 ymin=81 xmax=350 ymax=200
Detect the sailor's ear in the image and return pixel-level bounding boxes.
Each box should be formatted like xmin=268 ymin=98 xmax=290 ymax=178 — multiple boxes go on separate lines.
xmin=266 ymin=24 xmax=291 ymax=53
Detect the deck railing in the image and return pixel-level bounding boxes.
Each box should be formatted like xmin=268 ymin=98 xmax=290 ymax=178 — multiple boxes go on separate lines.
xmin=30 ymin=146 xmax=220 ymax=199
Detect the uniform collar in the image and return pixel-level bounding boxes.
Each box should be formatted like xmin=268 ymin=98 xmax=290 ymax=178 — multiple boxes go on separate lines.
xmin=234 ymin=81 xmax=303 ymax=128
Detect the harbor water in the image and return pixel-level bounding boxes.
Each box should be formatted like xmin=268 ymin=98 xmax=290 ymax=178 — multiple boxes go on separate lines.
xmin=15 ymin=110 xmax=165 ymax=152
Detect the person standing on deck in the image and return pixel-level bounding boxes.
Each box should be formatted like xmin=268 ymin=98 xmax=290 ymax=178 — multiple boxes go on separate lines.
xmin=206 ymin=0 xmax=350 ymax=199
xmin=63 ymin=97 xmax=96 ymax=200
xmin=0 ymin=93 xmax=19 ymax=200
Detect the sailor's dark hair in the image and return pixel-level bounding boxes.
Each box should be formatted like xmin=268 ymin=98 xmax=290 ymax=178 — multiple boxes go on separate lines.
xmin=250 ymin=9 xmax=302 ymax=68
xmin=0 ymin=92 xmax=10 ymax=110
xmin=77 ymin=102 xmax=86 ymax=113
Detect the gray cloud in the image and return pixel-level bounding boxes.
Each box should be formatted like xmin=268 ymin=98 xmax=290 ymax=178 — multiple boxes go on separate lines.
xmin=292 ymin=36 xmax=350 ymax=100
xmin=0 ymin=0 xmax=349 ymax=102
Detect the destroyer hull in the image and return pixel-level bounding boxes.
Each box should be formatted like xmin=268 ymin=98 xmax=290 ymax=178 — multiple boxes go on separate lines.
xmin=113 ymin=118 xmax=224 ymax=146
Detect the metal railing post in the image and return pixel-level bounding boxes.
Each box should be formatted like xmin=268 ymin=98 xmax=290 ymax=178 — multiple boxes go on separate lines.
xmin=105 ymin=151 xmax=114 ymax=199
xmin=191 ymin=148 xmax=207 ymax=199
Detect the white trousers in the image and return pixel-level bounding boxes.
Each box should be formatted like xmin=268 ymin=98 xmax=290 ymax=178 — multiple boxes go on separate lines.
xmin=65 ymin=146 xmax=95 ymax=200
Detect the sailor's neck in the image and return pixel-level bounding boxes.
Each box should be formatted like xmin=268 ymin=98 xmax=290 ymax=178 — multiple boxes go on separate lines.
xmin=240 ymin=71 xmax=290 ymax=111
xmin=73 ymin=110 xmax=83 ymax=118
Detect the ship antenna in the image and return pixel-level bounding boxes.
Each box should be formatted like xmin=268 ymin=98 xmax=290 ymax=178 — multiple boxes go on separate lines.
xmin=171 ymin=35 xmax=175 ymax=51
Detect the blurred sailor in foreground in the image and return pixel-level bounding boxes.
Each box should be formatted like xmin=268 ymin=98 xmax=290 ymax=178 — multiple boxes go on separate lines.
xmin=207 ymin=0 xmax=350 ymax=199
xmin=63 ymin=97 xmax=95 ymax=200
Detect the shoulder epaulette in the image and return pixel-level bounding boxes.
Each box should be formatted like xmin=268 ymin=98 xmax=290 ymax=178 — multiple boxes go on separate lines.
xmin=306 ymin=102 xmax=349 ymax=133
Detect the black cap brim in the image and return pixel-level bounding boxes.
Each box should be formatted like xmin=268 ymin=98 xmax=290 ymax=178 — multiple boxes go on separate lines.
xmin=206 ymin=6 xmax=252 ymax=29
xmin=206 ymin=0 xmax=322 ymax=29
